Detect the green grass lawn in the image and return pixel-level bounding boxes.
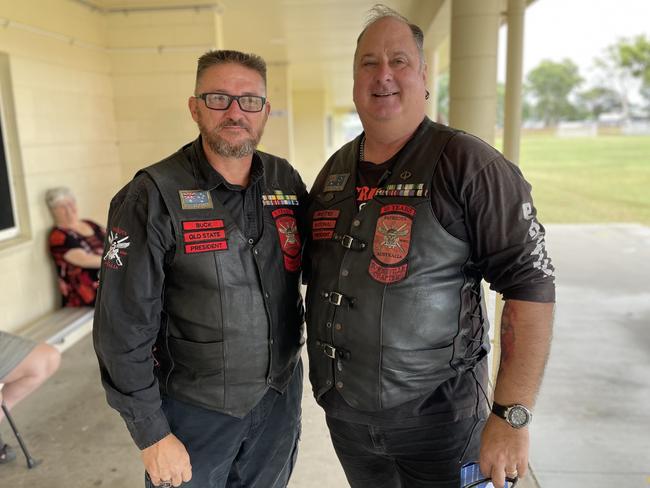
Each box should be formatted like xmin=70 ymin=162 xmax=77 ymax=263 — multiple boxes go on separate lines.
xmin=506 ymin=135 xmax=650 ymax=225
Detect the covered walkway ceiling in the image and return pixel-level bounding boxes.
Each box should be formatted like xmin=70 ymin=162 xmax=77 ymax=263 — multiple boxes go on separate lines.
xmin=74 ymin=0 xmax=450 ymax=108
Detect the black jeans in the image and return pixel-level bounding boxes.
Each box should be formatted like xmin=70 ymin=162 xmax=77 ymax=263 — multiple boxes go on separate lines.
xmin=146 ymin=361 xmax=302 ymax=488
xmin=326 ymin=414 xmax=483 ymax=488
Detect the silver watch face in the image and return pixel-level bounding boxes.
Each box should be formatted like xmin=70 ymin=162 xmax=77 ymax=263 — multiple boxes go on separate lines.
xmin=507 ymin=405 xmax=531 ymax=428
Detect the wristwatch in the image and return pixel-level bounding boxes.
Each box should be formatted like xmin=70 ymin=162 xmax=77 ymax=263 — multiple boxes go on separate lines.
xmin=491 ymin=402 xmax=532 ymax=429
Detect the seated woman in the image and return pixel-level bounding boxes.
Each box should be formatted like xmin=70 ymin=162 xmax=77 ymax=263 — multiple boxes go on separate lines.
xmin=45 ymin=187 xmax=106 ymax=307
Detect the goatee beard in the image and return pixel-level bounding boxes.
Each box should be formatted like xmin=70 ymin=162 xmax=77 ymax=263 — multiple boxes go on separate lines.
xmin=203 ymin=118 xmax=262 ymax=159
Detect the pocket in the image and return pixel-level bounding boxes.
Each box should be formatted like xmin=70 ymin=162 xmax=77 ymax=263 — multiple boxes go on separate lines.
xmin=167 ymin=336 xmax=224 ymax=375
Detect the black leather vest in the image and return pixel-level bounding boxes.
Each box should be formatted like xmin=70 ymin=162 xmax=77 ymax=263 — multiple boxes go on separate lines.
xmin=142 ymin=149 xmax=304 ymax=417
xmin=306 ymin=119 xmax=489 ymax=411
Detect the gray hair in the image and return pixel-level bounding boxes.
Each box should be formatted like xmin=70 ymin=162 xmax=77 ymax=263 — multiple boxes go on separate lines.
xmin=355 ymin=4 xmax=425 ymax=68
xmin=45 ymin=187 xmax=75 ymax=209
xmin=195 ymin=50 xmax=267 ymax=93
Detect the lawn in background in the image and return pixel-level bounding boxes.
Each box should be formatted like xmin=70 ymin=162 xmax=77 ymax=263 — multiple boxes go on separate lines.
xmin=513 ymin=134 xmax=650 ymax=225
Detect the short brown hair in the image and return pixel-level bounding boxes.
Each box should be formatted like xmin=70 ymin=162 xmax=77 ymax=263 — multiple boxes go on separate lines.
xmin=195 ymin=50 xmax=267 ymax=92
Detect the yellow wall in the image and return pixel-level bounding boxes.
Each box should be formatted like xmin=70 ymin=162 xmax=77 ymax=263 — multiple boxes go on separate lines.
xmin=0 ymin=0 xmax=120 ymax=331
xmin=107 ymin=9 xmax=218 ymax=181
xmin=292 ymin=89 xmax=328 ymax=188
xmin=0 ymin=2 xmax=317 ymax=332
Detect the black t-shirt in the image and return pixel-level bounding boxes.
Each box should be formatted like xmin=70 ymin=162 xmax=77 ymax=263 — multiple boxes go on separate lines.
xmin=317 ymin=123 xmax=555 ymax=426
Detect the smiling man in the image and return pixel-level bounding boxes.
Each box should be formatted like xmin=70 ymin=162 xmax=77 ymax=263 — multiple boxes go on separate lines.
xmin=94 ymin=50 xmax=306 ymax=488
xmin=304 ymin=6 xmax=555 ymax=488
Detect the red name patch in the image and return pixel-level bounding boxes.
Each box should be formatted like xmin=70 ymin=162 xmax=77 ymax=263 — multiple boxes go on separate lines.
xmin=312 ymin=230 xmax=334 ymax=240
xmin=182 ymin=220 xmax=224 ymax=231
xmin=312 ymin=219 xmax=337 ymax=230
xmin=185 ymin=241 xmax=228 ymax=254
xmin=183 ymin=230 xmax=226 ymax=242
xmin=313 ymin=209 xmax=340 ymax=219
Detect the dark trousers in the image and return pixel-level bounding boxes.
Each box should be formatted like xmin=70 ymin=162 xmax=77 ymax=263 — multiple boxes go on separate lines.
xmin=326 ymin=414 xmax=483 ymax=488
xmin=147 ymin=361 xmax=302 ymax=488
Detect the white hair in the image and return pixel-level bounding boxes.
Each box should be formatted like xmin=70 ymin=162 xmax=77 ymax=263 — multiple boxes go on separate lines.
xmin=45 ymin=187 xmax=75 ymax=209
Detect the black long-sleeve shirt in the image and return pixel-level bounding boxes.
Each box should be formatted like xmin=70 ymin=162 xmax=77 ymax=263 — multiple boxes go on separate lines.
xmin=93 ymin=138 xmax=307 ymax=449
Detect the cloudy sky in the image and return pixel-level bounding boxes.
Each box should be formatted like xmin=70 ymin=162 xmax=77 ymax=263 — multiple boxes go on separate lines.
xmin=498 ymin=0 xmax=650 ymax=86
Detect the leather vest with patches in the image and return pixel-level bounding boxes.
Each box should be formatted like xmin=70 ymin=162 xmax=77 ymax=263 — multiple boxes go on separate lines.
xmin=142 ymin=150 xmax=303 ymax=418
xmin=306 ymin=119 xmax=489 ymax=412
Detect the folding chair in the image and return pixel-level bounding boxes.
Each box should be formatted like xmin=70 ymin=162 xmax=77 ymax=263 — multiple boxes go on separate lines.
xmin=0 ymin=383 xmax=40 ymax=469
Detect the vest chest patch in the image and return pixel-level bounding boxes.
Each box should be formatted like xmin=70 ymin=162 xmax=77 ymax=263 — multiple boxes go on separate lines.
xmin=182 ymin=219 xmax=228 ymax=254
xmin=369 ymin=204 xmax=415 ymax=284
xmin=262 ymin=191 xmax=299 ymax=206
xmin=178 ymin=190 xmax=213 ymax=209
xmin=272 ymin=208 xmax=301 ymax=272
xmin=311 ymin=209 xmax=340 ymax=240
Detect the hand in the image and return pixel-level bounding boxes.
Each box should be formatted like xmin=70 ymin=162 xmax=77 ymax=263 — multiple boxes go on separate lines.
xmin=479 ymin=414 xmax=529 ymax=488
xmin=142 ymin=434 xmax=192 ymax=487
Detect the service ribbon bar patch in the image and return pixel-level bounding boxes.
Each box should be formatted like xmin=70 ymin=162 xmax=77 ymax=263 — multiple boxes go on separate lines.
xmin=262 ymin=191 xmax=299 ymax=206
xmin=179 ymin=190 xmax=214 ymax=209
xmin=374 ymin=183 xmax=428 ymax=198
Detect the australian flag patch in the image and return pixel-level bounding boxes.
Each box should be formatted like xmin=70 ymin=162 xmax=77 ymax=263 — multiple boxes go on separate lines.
xmin=179 ymin=190 xmax=213 ymax=210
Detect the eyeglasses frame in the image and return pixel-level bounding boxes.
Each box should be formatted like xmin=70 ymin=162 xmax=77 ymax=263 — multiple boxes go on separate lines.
xmin=195 ymin=92 xmax=267 ymax=113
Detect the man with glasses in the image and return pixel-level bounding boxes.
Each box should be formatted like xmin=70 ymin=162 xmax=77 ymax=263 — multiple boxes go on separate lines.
xmin=94 ymin=50 xmax=306 ymax=488
xmin=304 ymin=5 xmax=554 ymax=488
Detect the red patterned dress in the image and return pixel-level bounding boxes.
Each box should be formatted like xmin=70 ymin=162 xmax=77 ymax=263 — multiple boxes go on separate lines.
xmin=48 ymin=220 xmax=106 ymax=307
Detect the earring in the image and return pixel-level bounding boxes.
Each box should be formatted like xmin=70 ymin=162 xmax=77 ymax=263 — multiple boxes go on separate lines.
xmin=425 ymin=90 xmax=430 ymax=100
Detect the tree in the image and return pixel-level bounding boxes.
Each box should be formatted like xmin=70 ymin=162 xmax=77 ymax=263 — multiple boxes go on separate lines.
xmin=525 ymin=59 xmax=583 ymax=126
xmin=576 ymin=86 xmax=622 ymax=119
xmin=595 ymin=35 xmax=650 ymax=117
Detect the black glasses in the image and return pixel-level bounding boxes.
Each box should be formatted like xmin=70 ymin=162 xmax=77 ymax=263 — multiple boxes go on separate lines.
xmin=460 ymin=463 xmax=518 ymax=488
xmin=196 ymin=92 xmax=266 ymax=112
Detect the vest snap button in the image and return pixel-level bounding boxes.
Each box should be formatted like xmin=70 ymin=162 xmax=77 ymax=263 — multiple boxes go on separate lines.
xmin=270 ymin=339 xmax=274 ymax=344
xmin=253 ymin=248 xmax=259 ymax=255
xmin=335 ymin=323 xmax=342 ymax=331
xmin=341 ymin=269 xmax=349 ymax=277
xmin=326 ymin=380 xmax=332 ymax=386
xmin=336 ymin=381 xmax=343 ymax=389
xmin=352 ymin=219 xmax=361 ymax=227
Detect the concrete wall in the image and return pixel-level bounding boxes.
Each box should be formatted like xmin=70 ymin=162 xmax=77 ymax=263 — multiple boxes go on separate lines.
xmin=291 ymin=89 xmax=329 ymax=188
xmin=0 ymin=0 xmax=120 ymax=331
xmin=0 ymin=2 xmax=227 ymax=332
xmin=107 ymin=8 xmax=218 ymax=181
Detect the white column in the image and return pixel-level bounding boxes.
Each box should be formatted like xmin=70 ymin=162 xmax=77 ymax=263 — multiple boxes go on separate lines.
xmin=448 ymin=0 xmax=500 ymax=144
xmin=503 ymin=0 xmax=526 ymax=165
xmin=425 ymin=48 xmax=439 ymax=123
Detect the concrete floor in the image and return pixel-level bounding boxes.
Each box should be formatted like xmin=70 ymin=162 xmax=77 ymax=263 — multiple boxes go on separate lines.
xmin=529 ymin=224 xmax=650 ymax=488
xmin=1 ymin=223 xmax=648 ymax=487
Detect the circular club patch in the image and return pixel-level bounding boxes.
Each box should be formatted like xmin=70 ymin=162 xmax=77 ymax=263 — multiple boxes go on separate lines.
xmin=372 ymin=210 xmax=414 ymax=265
